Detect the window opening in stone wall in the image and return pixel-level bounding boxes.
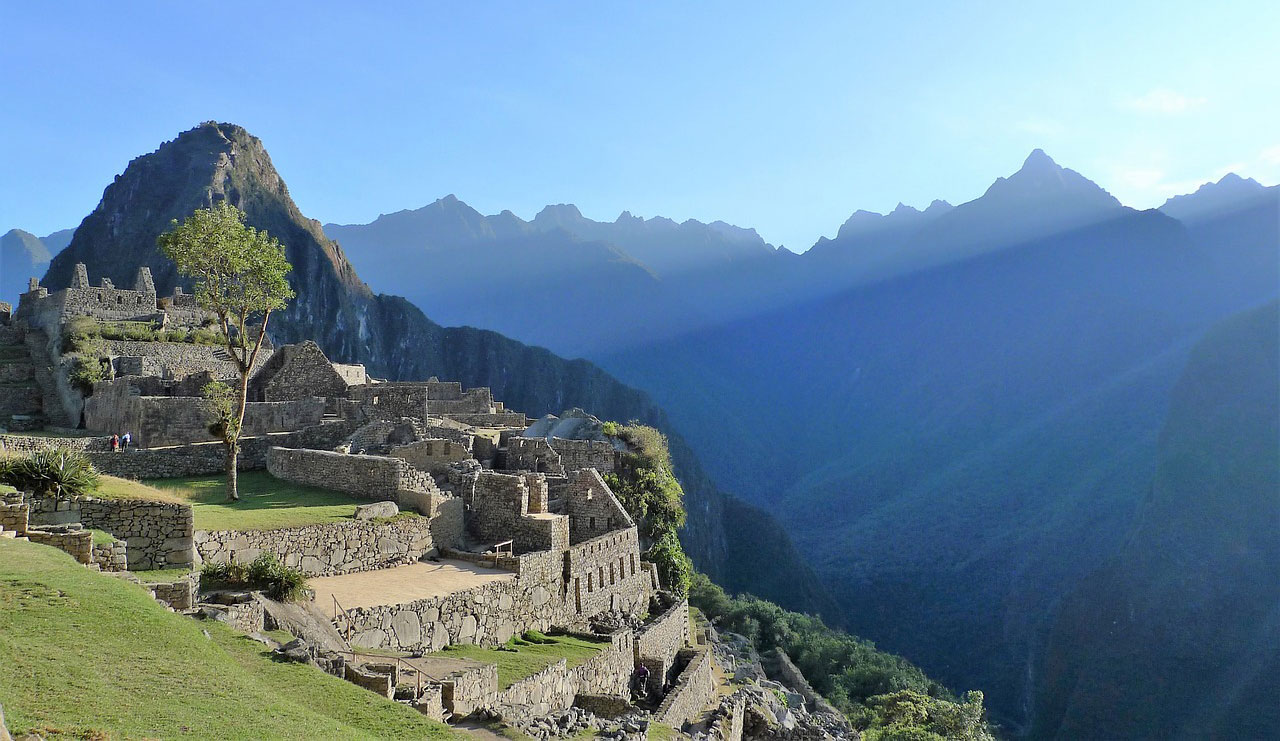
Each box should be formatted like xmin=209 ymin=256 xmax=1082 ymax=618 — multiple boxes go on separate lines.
xmin=630 ymin=553 xmax=637 ymax=576
xmin=116 ymin=296 xmax=122 ymax=304
xmin=589 ymin=516 xmax=596 ymax=530
xmin=609 ymin=563 xmax=615 ymax=585
xmin=587 ymin=573 xmax=593 ymax=592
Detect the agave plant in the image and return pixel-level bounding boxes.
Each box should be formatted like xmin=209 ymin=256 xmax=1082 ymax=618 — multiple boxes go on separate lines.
xmin=0 ymin=448 xmax=101 ymax=497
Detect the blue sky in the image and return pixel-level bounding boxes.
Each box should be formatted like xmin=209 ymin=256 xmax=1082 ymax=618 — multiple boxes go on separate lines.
xmin=2 ymin=1 xmax=1277 ymax=251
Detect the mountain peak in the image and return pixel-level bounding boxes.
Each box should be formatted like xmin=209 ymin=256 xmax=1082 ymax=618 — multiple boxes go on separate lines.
xmin=1160 ymin=171 xmax=1274 ymax=222
xmin=533 ymin=204 xmax=585 ymax=225
xmin=1021 ymin=148 xmax=1058 ymax=172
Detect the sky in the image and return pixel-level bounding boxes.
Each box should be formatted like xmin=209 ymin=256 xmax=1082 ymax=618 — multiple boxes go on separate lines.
xmin=2 ymin=1 xmax=1277 ymax=251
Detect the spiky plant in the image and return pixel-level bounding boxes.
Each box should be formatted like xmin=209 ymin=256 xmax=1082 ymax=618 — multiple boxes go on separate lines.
xmin=0 ymin=448 xmax=101 ymax=497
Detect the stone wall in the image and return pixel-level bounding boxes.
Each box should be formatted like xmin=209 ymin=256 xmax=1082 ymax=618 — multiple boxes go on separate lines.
xmin=551 ymin=438 xmax=617 ymax=474
xmin=494 ymin=659 xmax=578 ymax=722
xmin=342 ymin=577 xmax=555 ymax=652
xmin=26 ymin=528 xmax=92 ymax=564
xmin=767 ymin=649 xmax=843 ymax=717
xmin=565 ymin=527 xmax=651 ymax=619
xmin=560 ymin=468 xmax=633 ymax=545
xmin=449 ymin=412 xmax=527 ymax=427
xmin=706 ymin=694 xmax=747 ymax=741
xmin=468 ymin=471 xmax=569 ymax=554
xmin=195 ymin=517 xmax=438 ymax=577
xmin=0 ymin=433 xmax=108 ymax=455
xmin=439 ymin=662 xmax=499 ymax=718
xmin=92 ymin=540 xmax=128 ymax=571
xmin=266 ymin=447 xmax=443 ymax=511
xmin=570 ymin=628 xmax=635 ymax=698
xmin=635 ymin=597 xmax=691 ymax=684
xmin=505 ymin=437 xmax=564 ymax=475
xmin=98 ymin=340 xmax=248 ymax=381
xmin=491 ymin=630 xmax=633 ymax=722
xmin=250 ymin=340 xmax=357 ymax=401
xmin=654 ymin=647 xmax=716 ymax=727
xmin=24 ymin=493 xmax=194 ymax=569
xmin=84 ymin=378 xmax=325 ymax=447
xmin=388 ymin=438 xmax=470 ymax=473
xmin=86 ymin=421 xmax=357 ymax=480
xmin=0 ymin=500 xmax=30 ymax=534
xmin=147 ymin=576 xmax=198 ymax=610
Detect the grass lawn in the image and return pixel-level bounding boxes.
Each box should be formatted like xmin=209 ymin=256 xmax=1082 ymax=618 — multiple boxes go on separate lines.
xmin=126 ymin=566 xmax=195 ymax=583
xmin=88 ymin=528 xmax=117 ymax=546
xmin=431 ymin=634 xmax=607 ymax=690
xmin=0 ymin=537 xmax=458 ymax=740
xmin=144 ymin=471 xmax=365 ymax=531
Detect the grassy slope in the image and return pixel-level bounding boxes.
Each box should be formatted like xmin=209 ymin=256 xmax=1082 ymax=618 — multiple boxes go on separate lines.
xmin=431 ymin=635 xmax=606 ymax=690
xmin=0 ymin=537 xmax=458 ymax=740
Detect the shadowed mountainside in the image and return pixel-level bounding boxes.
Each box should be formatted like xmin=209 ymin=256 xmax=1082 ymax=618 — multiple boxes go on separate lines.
xmin=1032 ymin=301 xmax=1280 ymax=739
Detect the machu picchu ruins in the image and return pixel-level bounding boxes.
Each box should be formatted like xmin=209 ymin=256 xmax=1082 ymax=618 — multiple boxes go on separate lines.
xmin=0 ymin=265 xmax=851 ymax=740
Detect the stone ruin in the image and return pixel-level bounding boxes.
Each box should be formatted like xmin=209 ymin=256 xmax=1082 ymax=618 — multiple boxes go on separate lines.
xmin=0 ymin=266 xmax=848 ymax=739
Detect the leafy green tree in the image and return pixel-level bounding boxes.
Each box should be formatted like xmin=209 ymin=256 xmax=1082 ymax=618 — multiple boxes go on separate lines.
xmin=158 ymin=202 xmax=294 ymax=501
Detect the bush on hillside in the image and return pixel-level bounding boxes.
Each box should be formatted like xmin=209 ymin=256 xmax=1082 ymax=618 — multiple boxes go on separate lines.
xmin=201 ymin=553 xmax=307 ymax=602
xmin=0 ymin=449 xmax=101 ymax=497
xmin=68 ymin=354 xmax=110 ymax=394
xmin=688 ymin=572 xmax=995 ymax=738
xmin=602 ymin=422 xmax=691 ymax=596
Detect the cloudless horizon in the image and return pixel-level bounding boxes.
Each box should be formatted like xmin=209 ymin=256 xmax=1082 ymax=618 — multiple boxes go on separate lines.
xmin=2 ymin=1 xmax=1277 ymax=251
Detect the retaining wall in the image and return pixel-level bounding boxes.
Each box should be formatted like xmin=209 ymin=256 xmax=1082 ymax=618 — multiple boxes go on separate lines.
xmin=195 ymin=517 xmax=438 ymax=577
xmin=25 ymin=493 xmax=194 ymax=569
xmin=654 ymin=648 xmax=716 ymax=727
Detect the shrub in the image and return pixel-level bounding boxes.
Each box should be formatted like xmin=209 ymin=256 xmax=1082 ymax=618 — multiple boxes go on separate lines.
xmin=522 ymin=630 xmax=555 ymax=644
xmin=201 ymin=553 xmax=307 ymax=602
xmin=645 ymin=530 xmax=693 ymax=597
xmin=0 ymin=449 xmax=101 ymax=497
xmin=68 ymin=355 xmax=110 ymax=394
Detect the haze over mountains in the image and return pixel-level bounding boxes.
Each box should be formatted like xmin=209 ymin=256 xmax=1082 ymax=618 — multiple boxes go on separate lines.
xmin=8 ymin=131 xmax=1278 ymax=738
xmin=317 ymin=151 xmax=1277 ymax=737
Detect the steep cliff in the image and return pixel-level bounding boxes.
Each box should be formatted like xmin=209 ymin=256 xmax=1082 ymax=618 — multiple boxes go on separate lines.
xmin=41 ymin=122 xmax=834 ymax=618
xmin=1033 ymin=301 xmax=1280 ymax=739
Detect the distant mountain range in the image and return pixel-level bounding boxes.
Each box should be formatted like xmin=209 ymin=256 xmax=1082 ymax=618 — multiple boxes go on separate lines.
xmin=0 ymin=227 xmax=72 ymax=305
xmin=9 ymin=135 xmax=1277 ymax=737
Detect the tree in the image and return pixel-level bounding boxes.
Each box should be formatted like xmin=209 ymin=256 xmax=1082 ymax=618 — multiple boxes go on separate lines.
xmin=158 ymin=202 xmax=294 ymax=501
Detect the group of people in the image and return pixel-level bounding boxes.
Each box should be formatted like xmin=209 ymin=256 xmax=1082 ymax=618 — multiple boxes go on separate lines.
xmin=109 ymin=432 xmax=132 ymax=452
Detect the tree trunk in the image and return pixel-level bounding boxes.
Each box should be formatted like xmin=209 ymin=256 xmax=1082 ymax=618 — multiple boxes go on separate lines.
xmin=225 ymin=440 xmax=239 ymax=502
xmin=226 ymin=371 xmax=251 ymax=502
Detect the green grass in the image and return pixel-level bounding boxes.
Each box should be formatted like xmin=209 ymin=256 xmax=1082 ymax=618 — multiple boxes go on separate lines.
xmin=0 ymin=537 xmax=458 ymax=740
xmin=93 ymin=475 xmax=184 ymax=503
xmin=144 ymin=471 xmax=363 ymax=530
xmin=265 ymin=628 xmax=296 ymax=645
xmin=127 ymin=566 xmax=195 ymax=583
xmin=88 ymin=528 xmax=117 ymax=546
xmin=647 ymin=723 xmax=679 ymax=741
xmin=431 ymin=634 xmax=607 ymax=690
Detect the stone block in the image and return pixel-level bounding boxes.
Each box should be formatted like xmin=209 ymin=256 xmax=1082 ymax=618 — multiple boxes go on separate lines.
xmin=354 ymin=501 xmax=399 ymax=520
